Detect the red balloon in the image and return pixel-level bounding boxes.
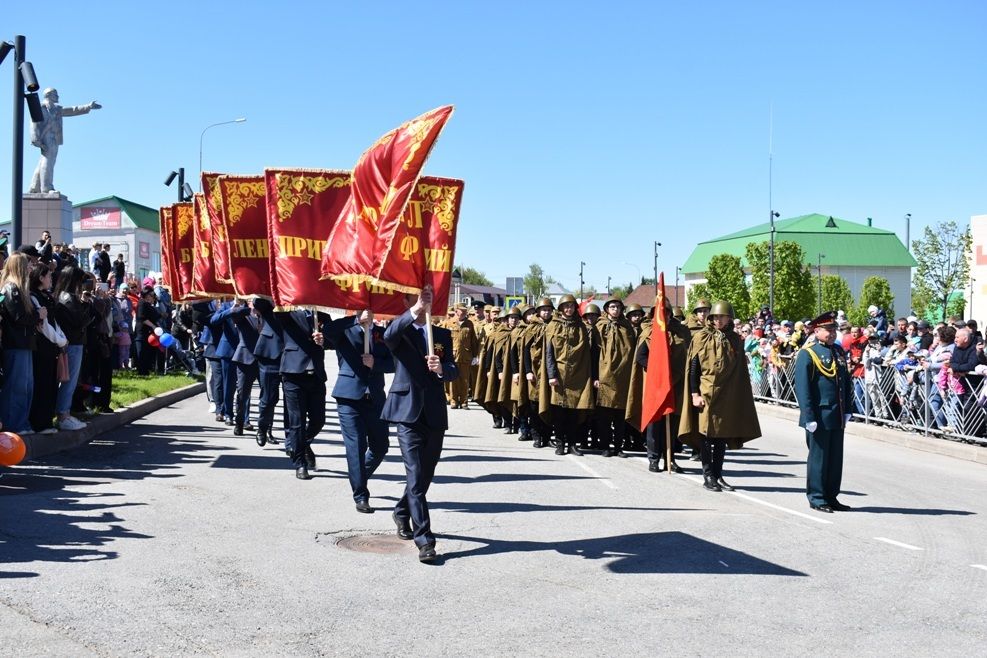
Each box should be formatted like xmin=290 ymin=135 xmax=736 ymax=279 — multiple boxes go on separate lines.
xmin=0 ymin=431 xmax=27 ymax=466
xmin=147 ymin=334 xmax=160 ymax=347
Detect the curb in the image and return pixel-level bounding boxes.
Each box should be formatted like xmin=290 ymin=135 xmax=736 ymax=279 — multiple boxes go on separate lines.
xmin=755 ymin=402 xmax=987 ymax=466
xmin=22 ymin=382 xmax=206 ymax=462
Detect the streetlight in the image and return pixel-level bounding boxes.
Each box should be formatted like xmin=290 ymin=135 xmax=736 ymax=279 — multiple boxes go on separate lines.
xmin=768 ymin=210 xmax=780 ymax=315
xmin=675 ymin=266 xmax=682 ymax=305
xmin=817 ymin=252 xmax=826 ymax=314
xmin=606 ymin=276 xmax=611 ymax=296
xmin=579 ymin=261 xmax=586 ymax=301
xmin=199 ymin=117 xmax=246 ymax=187
xmin=4 ymin=35 xmax=45 ymax=248
xmin=653 ymin=241 xmax=661 ymax=295
xmin=904 ymin=213 xmax=912 ymax=253
xmin=164 ymin=168 xmax=193 ymax=202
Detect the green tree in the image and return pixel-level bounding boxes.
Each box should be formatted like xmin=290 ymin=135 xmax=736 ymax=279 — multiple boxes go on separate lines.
xmin=456 ymin=265 xmax=493 ymax=287
xmin=849 ymin=276 xmax=895 ymax=327
xmin=686 ymin=283 xmax=711 ymax=313
xmin=744 ymin=240 xmax=814 ymax=321
xmin=911 ymin=221 xmax=972 ymax=322
xmin=705 ymin=253 xmax=750 ymax=320
xmin=523 ymin=263 xmax=547 ymax=301
xmin=819 ymin=274 xmax=855 ymax=318
xmin=609 ymin=281 xmax=635 ymax=299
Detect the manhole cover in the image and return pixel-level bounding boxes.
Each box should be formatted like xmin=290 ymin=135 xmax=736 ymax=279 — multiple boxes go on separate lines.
xmin=336 ymin=534 xmax=412 ymax=555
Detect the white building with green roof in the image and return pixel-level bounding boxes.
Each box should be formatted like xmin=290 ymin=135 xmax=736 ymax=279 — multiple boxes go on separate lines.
xmin=72 ymin=196 xmax=161 ymax=283
xmin=682 ymin=213 xmax=917 ymax=315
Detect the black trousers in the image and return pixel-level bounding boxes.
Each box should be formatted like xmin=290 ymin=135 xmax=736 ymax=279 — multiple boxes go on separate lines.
xmin=281 ymin=373 xmax=326 ymax=467
xmin=700 ymin=438 xmax=727 ymax=479
xmin=551 ymin=406 xmax=583 ymax=446
xmin=234 ymin=361 xmax=259 ymax=428
xmin=29 ymin=345 xmax=59 ymax=431
xmin=645 ymin=413 xmax=681 ymax=461
xmin=527 ymin=402 xmax=551 ymax=440
xmin=256 ymin=359 xmax=281 ymax=432
xmin=393 ymin=419 xmax=444 ymax=547
xmin=594 ymin=406 xmax=626 ymax=451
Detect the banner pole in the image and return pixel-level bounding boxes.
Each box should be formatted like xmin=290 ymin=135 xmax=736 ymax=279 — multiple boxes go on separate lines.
xmin=363 ymin=318 xmax=371 ymax=355
xmin=425 ymin=309 xmax=435 ymax=356
xmin=665 ymin=415 xmax=673 ymax=472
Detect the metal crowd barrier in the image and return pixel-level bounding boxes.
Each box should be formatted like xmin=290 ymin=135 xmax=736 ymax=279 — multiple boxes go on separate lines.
xmin=748 ymin=353 xmax=987 ymax=447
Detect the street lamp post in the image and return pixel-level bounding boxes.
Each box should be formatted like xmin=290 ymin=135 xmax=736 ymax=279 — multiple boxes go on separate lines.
xmin=199 ymin=117 xmax=246 ymax=187
xmin=768 ymin=210 xmax=780 ymax=315
xmin=817 ymin=252 xmax=826 ymax=314
xmin=675 ymin=266 xmax=682 ymax=305
xmin=579 ymin=261 xmax=586 ymax=301
xmin=4 ymin=35 xmax=45 ymax=248
xmin=606 ymin=276 xmax=611 ymax=296
xmin=904 ymin=213 xmax=912 ymax=253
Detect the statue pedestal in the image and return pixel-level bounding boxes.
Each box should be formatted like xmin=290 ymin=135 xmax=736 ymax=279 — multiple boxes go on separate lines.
xmin=22 ymin=192 xmax=73 ymax=246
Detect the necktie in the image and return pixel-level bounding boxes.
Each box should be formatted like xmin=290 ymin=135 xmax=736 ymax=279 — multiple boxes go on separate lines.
xmin=414 ymin=326 xmax=428 ymax=354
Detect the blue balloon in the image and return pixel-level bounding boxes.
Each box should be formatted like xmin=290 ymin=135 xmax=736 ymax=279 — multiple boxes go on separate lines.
xmin=160 ymin=333 xmax=176 ymax=349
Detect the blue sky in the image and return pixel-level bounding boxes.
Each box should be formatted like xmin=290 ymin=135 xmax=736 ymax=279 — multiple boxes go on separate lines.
xmin=1 ymin=1 xmax=983 ymax=294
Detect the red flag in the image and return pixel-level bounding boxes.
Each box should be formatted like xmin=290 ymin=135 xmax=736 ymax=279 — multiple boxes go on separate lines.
xmin=641 ymin=274 xmax=675 ymax=427
xmin=171 ymin=202 xmax=197 ymax=300
xmin=190 ymin=194 xmax=235 ymax=298
xmin=320 ymin=105 xmax=454 ymax=288
xmin=218 ymin=175 xmax=271 ymax=298
xmin=201 ymin=172 xmax=234 ymax=284
xmin=578 ymin=295 xmax=596 ymax=315
xmin=158 ymin=206 xmax=176 ymax=293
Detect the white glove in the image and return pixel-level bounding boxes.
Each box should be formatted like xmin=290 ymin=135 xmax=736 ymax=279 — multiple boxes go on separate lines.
xmin=470 ymin=357 xmax=479 ymax=366
xmin=805 ymin=421 xmax=818 ymax=433
xmin=844 ymin=414 xmax=852 ymax=423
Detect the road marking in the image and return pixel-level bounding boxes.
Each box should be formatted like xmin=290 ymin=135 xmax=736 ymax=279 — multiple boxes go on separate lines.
xmin=718 ymin=560 xmax=729 ymax=567
xmin=567 ymin=456 xmax=617 ymax=489
xmin=971 ymin=564 xmax=987 ymax=572
xmin=673 ymin=473 xmax=834 ymax=525
xmin=874 ymin=537 xmax=924 ymax=551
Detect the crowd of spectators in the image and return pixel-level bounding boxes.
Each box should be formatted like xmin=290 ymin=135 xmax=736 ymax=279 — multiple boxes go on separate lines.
xmin=0 ymin=230 xmax=198 ymax=436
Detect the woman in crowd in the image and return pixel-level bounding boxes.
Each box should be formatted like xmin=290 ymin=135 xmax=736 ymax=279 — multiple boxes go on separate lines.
xmin=53 ymin=265 xmax=93 ymax=431
xmin=29 ymin=265 xmax=62 ymax=433
xmin=0 ymin=253 xmax=41 ymax=434
xmin=135 ymin=286 xmax=162 ymax=375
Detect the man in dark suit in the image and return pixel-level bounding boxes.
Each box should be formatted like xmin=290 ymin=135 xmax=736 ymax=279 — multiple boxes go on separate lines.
xmin=793 ymin=311 xmax=854 ymax=513
xmin=325 ymin=309 xmax=394 ymax=513
xmin=229 ymin=300 xmax=261 ymax=436
xmin=256 ymin=302 xmax=331 ymax=479
xmin=382 ymin=286 xmax=458 ymax=562
xmin=251 ymin=298 xmax=283 ymax=446
xmin=209 ymin=300 xmax=240 ymax=426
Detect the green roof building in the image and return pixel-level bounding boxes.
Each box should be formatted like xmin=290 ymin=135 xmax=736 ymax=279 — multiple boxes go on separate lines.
xmin=72 ymin=195 xmax=162 ymax=282
xmin=682 ymin=213 xmax=917 ymax=315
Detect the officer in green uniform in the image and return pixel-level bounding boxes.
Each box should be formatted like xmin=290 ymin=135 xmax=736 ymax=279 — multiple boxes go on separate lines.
xmin=793 ymin=311 xmax=853 ymax=513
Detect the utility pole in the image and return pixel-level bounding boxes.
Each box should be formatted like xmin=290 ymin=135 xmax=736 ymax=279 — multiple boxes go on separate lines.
xmin=653 ymin=241 xmax=661 ymax=295
xmin=768 ymin=210 xmax=780 ymax=314
xmin=606 ymin=275 xmax=611 ymax=296
xmin=817 ymin=252 xmax=826 ymax=314
xmin=579 ymin=261 xmax=586 ymax=301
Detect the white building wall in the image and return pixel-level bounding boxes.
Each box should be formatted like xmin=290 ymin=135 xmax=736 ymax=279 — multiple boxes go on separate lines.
xmin=966 ymin=214 xmax=987 ymax=325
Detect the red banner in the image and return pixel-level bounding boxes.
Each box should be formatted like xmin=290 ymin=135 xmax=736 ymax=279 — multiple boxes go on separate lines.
xmin=218 ymin=175 xmax=271 ymax=298
xmin=642 ymin=274 xmax=675 ymax=427
xmin=376 ymin=176 xmax=464 ymax=311
xmin=201 ymin=171 xmax=233 ymax=284
xmin=159 ymin=206 xmax=175 ymax=293
xmin=191 ymin=194 xmax=234 ymax=298
xmin=171 ymin=202 xmax=196 ymax=300
xmin=320 ymin=105 xmax=454 ymax=288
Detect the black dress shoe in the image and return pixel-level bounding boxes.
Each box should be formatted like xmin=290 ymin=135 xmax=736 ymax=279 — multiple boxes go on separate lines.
xmin=570 ymin=445 xmax=584 ymax=456
xmin=493 ymin=418 xmax=504 ymax=429
xmin=244 ymin=423 xmax=255 ymax=431
xmin=233 ymin=425 xmax=244 ymax=436
xmin=225 ymin=419 xmax=235 ymax=427
xmin=295 ymin=466 xmax=312 ymax=480
xmin=703 ymin=476 xmax=722 ymax=492
xmin=648 ymin=460 xmax=662 ymax=473
xmin=267 ymin=430 xmax=279 ymax=445
xmin=669 ymin=463 xmax=685 ymax=474
xmin=810 ymin=503 xmax=834 ymax=513
xmin=829 ymin=500 xmax=852 ymax=511
xmin=255 ymin=429 xmax=267 ymax=447
xmin=216 ymin=414 xmax=225 ymax=423
xmin=355 ymin=500 xmax=374 ymax=514
xmin=305 ymin=447 xmax=316 ymax=471
xmin=554 ymin=444 xmax=566 ymax=456
xmin=716 ymin=477 xmax=735 ymax=492
xmin=616 ymin=451 xmax=629 ymax=458
xmin=392 ymin=512 xmax=413 ymax=540
xmin=418 ymin=543 xmax=437 ymax=563
xmin=601 ymin=449 xmax=613 ymax=458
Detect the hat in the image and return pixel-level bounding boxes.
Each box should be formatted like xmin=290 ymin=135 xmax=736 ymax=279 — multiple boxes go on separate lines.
xmin=16 ymin=244 xmax=40 ymax=258
xmin=780 ymin=320 xmax=793 ymax=328
xmin=917 ymin=320 xmax=931 ymax=330
xmin=119 ymin=283 xmax=129 ymax=292
xmin=453 ymin=302 xmax=468 ymax=310
xmin=583 ymin=303 xmax=602 ymax=316
xmin=693 ymin=299 xmax=711 ymax=312
xmin=535 ymin=297 xmax=555 ymax=310
xmin=810 ymin=311 xmax=838 ymax=329
xmin=625 ymin=303 xmax=644 ymax=316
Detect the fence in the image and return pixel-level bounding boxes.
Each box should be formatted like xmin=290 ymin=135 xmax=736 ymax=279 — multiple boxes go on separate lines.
xmin=749 ymin=354 xmax=987 ymax=447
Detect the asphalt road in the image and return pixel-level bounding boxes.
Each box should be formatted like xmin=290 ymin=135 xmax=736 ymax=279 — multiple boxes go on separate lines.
xmin=2 ymin=358 xmax=986 ymax=656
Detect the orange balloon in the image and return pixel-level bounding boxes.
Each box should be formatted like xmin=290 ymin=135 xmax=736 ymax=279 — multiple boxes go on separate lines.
xmin=0 ymin=431 xmax=26 ymax=466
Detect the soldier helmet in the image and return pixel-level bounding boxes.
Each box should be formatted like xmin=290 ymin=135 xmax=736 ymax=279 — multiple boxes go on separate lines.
xmin=558 ymin=294 xmax=577 ymax=306
xmin=519 ymin=304 xmax=536 ymax=317
xmin=454 ymin=302 xmax=468 ymax=310
xmin=625 ymin=303 xmax=644 ymax=316
xmin=491 ymin=306 xmax=502 ymax=315
xmin=693 ymin=299 xmax=711 ymax=312
xmin=536 ymin=296 xmax=555 ymax=310
xmin=506 ymin=306 xmax=522 ymax=318
xmin=602 ymin=297 xmax=624 ymax=311
xmin=672 ymin=305 xmax=685 ymax=320
xmin=583 ymin=303 xmax=602 ymax=316
xmin=709 ymin=300 xmax=734 ymax=319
